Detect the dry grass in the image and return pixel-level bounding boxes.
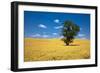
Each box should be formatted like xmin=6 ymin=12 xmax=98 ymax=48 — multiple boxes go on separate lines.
xmin=24 ymin=38 xmax=90 ymax=62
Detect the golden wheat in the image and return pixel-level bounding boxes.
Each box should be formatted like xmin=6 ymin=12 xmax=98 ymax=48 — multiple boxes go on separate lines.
xmin=24 ymin=38 xmax=90 ymax=62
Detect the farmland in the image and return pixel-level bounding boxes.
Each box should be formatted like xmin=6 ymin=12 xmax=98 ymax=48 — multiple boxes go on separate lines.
xmin=24 ymin=38 xmax=90 ymax=62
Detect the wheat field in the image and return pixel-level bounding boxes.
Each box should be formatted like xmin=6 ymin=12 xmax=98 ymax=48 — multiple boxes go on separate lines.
xmin=24 ymin=38 xmax=90 ymax=62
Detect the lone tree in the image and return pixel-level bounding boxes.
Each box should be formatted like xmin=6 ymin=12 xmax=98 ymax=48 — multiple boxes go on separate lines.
xmin=61 ymin=20 xmax=80 ymax=46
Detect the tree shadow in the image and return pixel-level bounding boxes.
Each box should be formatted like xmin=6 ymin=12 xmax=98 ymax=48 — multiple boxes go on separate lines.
xmin=63 ymin=44 xmax=79 ymax=46
xmin=69 ymin=44 xmax=79 ymax=46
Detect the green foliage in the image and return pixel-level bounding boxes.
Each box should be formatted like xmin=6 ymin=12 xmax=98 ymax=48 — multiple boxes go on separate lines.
xmin=62 ymin=20 xmax=80 ymax=45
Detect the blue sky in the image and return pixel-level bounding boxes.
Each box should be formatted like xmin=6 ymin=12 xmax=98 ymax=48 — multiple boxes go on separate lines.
xmin=24 ymin=11 xmax=90 ymax=39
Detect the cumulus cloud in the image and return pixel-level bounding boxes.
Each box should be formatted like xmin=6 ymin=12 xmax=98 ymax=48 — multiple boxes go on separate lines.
xmin=38 ymin=24 xmax=47 ymax=28
xmin=60 ymin=36 xmax=64 ymax=38
xmin=81 ymin=37 xmax=87 ymax=39
xmin=32 ymin=34 xmax=41 ymax=37
xmin=52 ymin=33 xmax=57 ymax=35
xmin=54 ymin=19 xmax=60 ymax=23
xmin=54 ymin=26 xmax=63 ymax=29
xmin=42 ymin=34 xmax=49 ymax=38
xmin=31 ymin=34 xmax=49 ymax=38
xmin=78 ymin=34 xmax=85 ymax=37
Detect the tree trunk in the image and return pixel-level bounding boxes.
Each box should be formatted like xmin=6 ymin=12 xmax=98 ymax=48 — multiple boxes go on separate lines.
xmin=66 ymin=43 xmax=69 ymax=46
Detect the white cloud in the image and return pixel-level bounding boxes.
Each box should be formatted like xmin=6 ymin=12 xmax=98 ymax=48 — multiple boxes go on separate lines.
xmin=38 ymin=24 xmax=47 ymax=28
xmin=32 ymin=34 xmax=49 ymax=38
xmin=32 ymin=34 xmax=41 ymax=37
xmin=78 ymin=34 xmax=85 ymax=37
xmin=54 ymin=26 xmax=63 ymax=29
xmin=59 ymin=36 xmax=64 ymax=38
xmin=52 ymin=33 xmax=57 ymax=35
xmin=42 ymin=34 xmax=49 ymax=38
xmin=54 ymin=19 xmax=60 ymax=23
xmin=81 ymin=37 xmax=87 ymax=39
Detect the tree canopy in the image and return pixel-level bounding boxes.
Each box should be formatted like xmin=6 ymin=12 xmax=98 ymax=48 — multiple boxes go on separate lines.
xmin=62 ymin=20 xmax=80 ymax=45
